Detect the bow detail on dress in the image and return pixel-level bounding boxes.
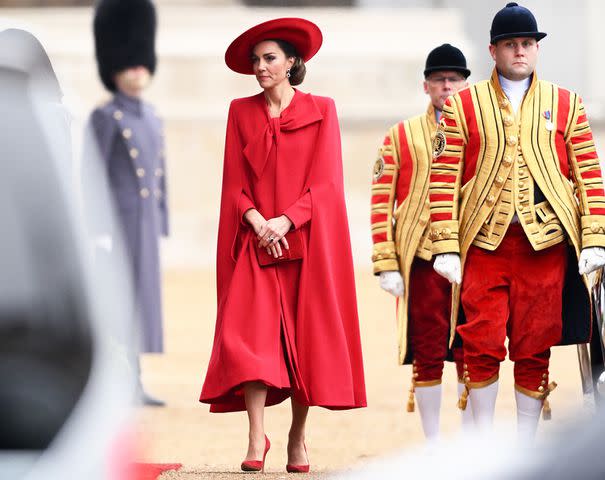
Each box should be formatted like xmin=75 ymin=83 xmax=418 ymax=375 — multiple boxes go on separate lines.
xmin=243 ymin=91 xmax=323 ymax=178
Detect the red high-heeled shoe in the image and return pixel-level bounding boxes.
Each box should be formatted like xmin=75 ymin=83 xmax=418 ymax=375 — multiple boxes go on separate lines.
xmin=241 ymin=435 xmax=270 ymax=472
xmin=286 ymin=442 xmax=309 ymax=473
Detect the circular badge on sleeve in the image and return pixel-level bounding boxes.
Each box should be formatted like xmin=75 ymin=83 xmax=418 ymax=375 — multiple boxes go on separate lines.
xmin=373 ymin=155 xmax=385 ymax=181
xmin=432 ymin=131 xmax=447 ymax=158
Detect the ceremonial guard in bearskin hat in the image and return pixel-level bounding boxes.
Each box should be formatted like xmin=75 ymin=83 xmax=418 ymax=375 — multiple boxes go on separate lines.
xmin=430 ymin=2 xmax=605 ymax=438
xmin=371 ymin=44 xmax=473 ymax=439
xmin=88 ymin=0 xmax=168 ymax=406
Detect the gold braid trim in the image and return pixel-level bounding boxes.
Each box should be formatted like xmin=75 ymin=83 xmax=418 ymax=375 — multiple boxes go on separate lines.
xmin=406 ymin=377 xmax=442 ymax=413
xmin=457 ymin=385 xmax=469 ymax=411
xmin=407 ymin=380 xmax=415 ymax=413
xmin=458 ymin=374 xmax=499 ymax=411
xmin=515 ymin=382 xmax=557 ymax=420
xmin=415 ymin=379 xmax=442 ymax=387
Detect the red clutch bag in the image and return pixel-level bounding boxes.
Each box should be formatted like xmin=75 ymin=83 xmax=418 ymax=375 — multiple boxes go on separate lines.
xmin=256 ymin=230 xmax=304 ymax=266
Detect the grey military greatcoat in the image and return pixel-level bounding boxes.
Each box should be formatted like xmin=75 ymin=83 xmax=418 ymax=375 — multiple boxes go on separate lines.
xmin=89 ymin=92 xmax=168 ymax=353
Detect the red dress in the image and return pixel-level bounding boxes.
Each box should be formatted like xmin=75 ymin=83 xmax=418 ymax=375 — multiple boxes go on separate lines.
xmin=200 ymin=89 xmax=367 ymax=412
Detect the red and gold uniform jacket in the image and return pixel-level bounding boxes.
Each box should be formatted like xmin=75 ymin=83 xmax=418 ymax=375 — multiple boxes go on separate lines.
xmin=429 ymin=69 xmax=605 ymax=344
xmin=371 ymin=104 xmax=441 ymax=364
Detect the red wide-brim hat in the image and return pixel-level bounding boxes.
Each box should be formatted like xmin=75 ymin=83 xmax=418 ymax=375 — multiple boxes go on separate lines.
xmin=225 ymin=17 xmax=323 ymax=75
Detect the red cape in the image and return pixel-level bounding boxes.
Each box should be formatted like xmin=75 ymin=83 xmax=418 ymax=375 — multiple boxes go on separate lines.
xmin=200 ymin=90 xmax=366 ymax=411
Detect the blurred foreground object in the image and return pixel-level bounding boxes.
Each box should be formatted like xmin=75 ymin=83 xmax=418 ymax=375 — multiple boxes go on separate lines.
xmin=0 ymin=27 xmax=136 ymax=479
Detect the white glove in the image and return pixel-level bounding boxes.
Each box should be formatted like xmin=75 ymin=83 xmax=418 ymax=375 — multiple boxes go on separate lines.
xmin=94 ymin=234 xmax=113 ymax=253
xmin=578 ymin=247 xmax=605 ymax=275
xmin=379 ymin=270 xmax=404 ymax=297
xmin=433 ymin=253 xmax=462 ymax=284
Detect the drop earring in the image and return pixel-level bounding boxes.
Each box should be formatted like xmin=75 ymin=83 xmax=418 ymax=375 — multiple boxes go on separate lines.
xmin=286 ymin=69 xmax=291 ymax=78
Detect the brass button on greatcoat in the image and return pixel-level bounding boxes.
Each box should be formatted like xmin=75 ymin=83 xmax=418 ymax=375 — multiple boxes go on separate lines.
xmin=538 ymin=386 xmax=545 ymax=393
xmin=503 ymin=156 xmax=513 ymax=167
xmin=518 ymin=193 xmax=525 ymax=201
xmin=140 ymin=187 xmax=150 ymax=198
xmin=486 ymin=194 xmax=496 ymax=207
xmin=442 ymin=228 xmax=451 ymax=239
xmin=591 ymin=222 xmax=601 ymax=233
xmin=494 ymin=176 xmax=505 ymax=187
xmin=500 ymin=98 xmax=509 ymax=108
xmin=113 ymin=110 xmax=123 ymax=120
xmin=504 ymin=116 xmax=514 ymax=127
xmin=130 ymin=148 xmax=139 ymax=159
xmin=136 ymin=168 xmax=145 ymax=178
xmin=122 ymin=128 xmax=132 ymax=139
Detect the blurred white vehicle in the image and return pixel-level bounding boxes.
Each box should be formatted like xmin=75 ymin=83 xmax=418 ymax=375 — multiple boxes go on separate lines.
xmin=0 ymin=27 xmax=138 ymax=480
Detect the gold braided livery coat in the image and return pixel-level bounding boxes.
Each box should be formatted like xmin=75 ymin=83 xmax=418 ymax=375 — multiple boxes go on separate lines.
xmin=371 ymin=104 xmax=442 ymax=364
xmin=429 ymin=70 xmax=605 ymax=345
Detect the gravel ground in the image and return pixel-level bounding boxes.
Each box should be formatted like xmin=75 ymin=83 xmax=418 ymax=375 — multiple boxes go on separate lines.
xmin=134 ymin=269 xmax=587 ymax=479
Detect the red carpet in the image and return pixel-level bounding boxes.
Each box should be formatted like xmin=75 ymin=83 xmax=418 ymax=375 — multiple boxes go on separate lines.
xmin=133 ymin=463 xmax=183 ymax=480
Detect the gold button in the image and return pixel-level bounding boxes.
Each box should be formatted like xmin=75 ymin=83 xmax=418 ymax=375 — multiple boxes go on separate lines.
xmin=518 ymin=193 xmax=525 ymax=201
xmin=463 ymin=364 xmax=468 ymax=369
xmin=130 ymin=148 xmax=139 ymax=159
xmin=519 ymin=204 xmax=524 ymax=212
xmin=541 ymin=380 xmax=546 ymax=386
xmin=442 ymin=228 xmax=451 ymax=239
xmin=542 ymin=373 xmax=548 ymax=379
xmin=155 ymin=167 xmax=164 ymax=177
xmin=494 ymin=176 xmax=505 ymax=187
xmin=122 ymin=128 xmax=132 ymax=139
xmin=591 ymin=222 xmax=601 ymax=233
xmin=431 ymin=229 xmax=440 ymax=240
xmin=517 ymin=145 xmax=522 ymax=152
xmin=413 ymin=373 xmax=419 ymax=378
xmin=113 ymin=110 xmax=123 ymax=120
xmin=154 ymin=189 xmax=163 ymax=199
xmin=538 ymin=386 xmax=545 ymax=393
xmin=518 ymin=182 xmax=525 ymax=189
xmin=136 ymin=168 xmax=145 ymax=178
xmin=500 ymin=98 xmax=509 ymax=108
xmin=504 ymin=117 xmax=514 ymax=127
xmin=464 ymin=377 xmax=470 ymax=384
xmin=502 ymin=155 xmax=513 ymax=167
xmin=507 ymin=135 xmax=518 ymax=146
xmin=486 ymin=194 xmax=496 ymax=207
xmin=518 ymin=169 xmax=525 ymax=176
xmin=376 ymin=254 xmax=383 ymax=260
xmin=140 ymin=187 xmax=150 ymax=198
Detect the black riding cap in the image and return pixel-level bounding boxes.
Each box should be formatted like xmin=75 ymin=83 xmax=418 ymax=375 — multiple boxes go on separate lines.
xmin=424 ymin=43 xmax=470 ymax=79
xmin=490 ymin=2 xmax=547 ymax=44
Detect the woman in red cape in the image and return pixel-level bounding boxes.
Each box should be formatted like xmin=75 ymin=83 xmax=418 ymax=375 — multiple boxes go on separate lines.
xmin=199 ymin=18 xmax=366 ymax=473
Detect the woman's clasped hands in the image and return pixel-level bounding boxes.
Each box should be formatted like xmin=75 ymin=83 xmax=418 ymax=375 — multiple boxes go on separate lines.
xmin=245 ymin=209 xmax=293 ymax=258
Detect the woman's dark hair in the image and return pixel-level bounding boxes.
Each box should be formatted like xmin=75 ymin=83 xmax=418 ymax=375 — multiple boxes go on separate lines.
xmin=272 ymin=39 xmax=306 ymax=86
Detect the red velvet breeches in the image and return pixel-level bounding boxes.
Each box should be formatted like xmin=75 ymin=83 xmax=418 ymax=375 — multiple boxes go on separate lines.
xmin=458 ymin=224 xmax=567 ymax=392
xmin=408 ymin=257 xmax=463 ymax=382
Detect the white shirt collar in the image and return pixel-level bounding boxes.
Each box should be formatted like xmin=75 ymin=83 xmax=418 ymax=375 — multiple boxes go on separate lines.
xmin=498 ymin=73 xmax=531 ymax=113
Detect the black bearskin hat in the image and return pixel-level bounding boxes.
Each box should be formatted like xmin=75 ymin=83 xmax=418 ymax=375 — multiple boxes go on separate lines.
xmin=93 ymin=0 xmax=157 ymax=92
